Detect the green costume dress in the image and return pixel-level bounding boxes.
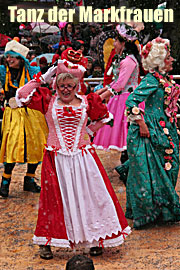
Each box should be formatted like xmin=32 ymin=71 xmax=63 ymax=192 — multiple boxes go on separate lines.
xmin=125 ymin=73 xmax=180 ymax=228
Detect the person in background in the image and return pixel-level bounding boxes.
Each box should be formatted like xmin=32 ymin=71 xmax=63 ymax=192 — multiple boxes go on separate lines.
xmin=93 ymin=23 xmax=141 ymax=167
xmin=71 ymin=40 xmax=85 ymax=55
xmin=0 ymin=88 xmax=5 ymax=146
xmin=60 ymin=22 xmax=75 ymax=45
xmin=39 ymin=56 xmax=49 ymax=74
xmin=0 ymin=40 xmax=48 ymax=198
xmin=84 ymin=56 xmax=94 ymax=78
xmin=88 ymin=60 xmax=104 ymax=93
xmin=73 ymin=24 xmax=83 ymax=41
xmin=88 ymin=23 xmax=103 ymax=60
xmin=52 ymin=42 xmax=67 ymax=65
xmin=124 ymin=37 xmax=180 ymax=229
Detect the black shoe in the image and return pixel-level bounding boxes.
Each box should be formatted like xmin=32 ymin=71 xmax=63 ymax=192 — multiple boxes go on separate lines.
xmin=39 ymin=245 xmax=53 ymax=260
xmin=23 ymin=176 xmax=41 ymax=193
xmin=120 ymin=150 xmax=128 ymax=164
xmin=115 ymin=163 xmax=129 ymax=186
xmin=0 ymin=177 xmax=11 ymax=198
xmin=90 ymin=247 xmax=103 ymax=256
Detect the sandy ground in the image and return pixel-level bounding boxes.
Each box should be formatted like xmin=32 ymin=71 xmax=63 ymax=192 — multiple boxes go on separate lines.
xmin=0 ymin=150 xmax=180 ymax=270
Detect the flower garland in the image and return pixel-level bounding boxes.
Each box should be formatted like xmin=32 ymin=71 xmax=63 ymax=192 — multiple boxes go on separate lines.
xmin=154 ymin=72 xmax=180 ymax=171
xmin=141 ymin=37 xmax=170 ymax=60
xmin=125 ymin=106 xmax=141 ymax=116
xmin=159 ymin=118 xmax=175 ymax=171
xmin=153 ymin=72 xmax=180 ymax=124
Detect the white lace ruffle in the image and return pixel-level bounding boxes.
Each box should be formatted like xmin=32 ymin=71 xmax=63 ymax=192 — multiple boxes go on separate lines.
xmin=106 ymin=86 xmax=115 ymax=96
xmin=33 ymin=236 xmax=70 ymax=247
xmin=15 ymin=88 xmax=37 ymax=107
xmin=93 ymin=144 xmax=127 ymax=152
xmin=101 ymin=112 xmax=113 ymax=123
xmin=33 ymin=226 xmax=131 ymax=248
xmin=127 ymin=114 xmax=142 ymax=123
xmin=57 ymin=59 xmax=86 ymax=73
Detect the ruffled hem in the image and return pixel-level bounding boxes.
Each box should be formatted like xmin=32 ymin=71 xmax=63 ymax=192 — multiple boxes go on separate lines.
xmin=93 ymin=145 xmax=127 ymax=152
xmin=33 ymin=226 xmax=131 ymax=248
xmin=126 ymin=196 xmax=180 ymax=228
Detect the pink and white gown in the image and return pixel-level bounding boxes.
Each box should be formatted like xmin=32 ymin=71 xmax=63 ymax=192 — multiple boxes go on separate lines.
xmin=93 ymin=55 xmax=141 ymax=151
xmin=16 ymin=81 xmax=131 ymax=249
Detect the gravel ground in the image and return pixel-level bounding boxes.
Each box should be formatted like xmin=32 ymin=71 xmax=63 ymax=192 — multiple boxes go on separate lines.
xmin=0 ymin=150 xmax=180 ymax=270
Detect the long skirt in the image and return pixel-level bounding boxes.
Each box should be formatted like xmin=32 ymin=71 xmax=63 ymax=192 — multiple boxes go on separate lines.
xmin=0 ymin=107 xmax=48 ymax=163
xmin=93 ymin=93 xmax=130 ymax=151
xmin=126 ymin=123 xmax=180 ymax=228
xmin=33 ymin=147 xmax=131 ymax=248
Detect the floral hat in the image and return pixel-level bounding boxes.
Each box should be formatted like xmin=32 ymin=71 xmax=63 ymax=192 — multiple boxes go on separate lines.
xmin=98 ymin=23 xmax=139 ymax=67
xmin=116 ymin=23 xmax=139 ymax=42
xmin=141 ymin=37 xmax=170 ymax=60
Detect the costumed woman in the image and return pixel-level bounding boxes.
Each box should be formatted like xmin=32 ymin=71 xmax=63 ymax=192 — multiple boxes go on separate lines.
xmin=15 ymin=59 xmax=131 ymax=259
xmin=93 ymin=23 xmax=142 ymax=168
xmin=125 ymin=37 xmax=180 ymax=228
xmin=0 ymin=40 xmax=48 ymax=198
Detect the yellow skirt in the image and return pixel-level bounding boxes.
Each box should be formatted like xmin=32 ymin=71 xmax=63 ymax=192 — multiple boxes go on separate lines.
xmin=0 ymin=107 xmax=48 ymax=164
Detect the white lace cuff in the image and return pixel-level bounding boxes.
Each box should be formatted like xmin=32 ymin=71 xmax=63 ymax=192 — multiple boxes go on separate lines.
xmin=106 ymin=86 xmax=118 ymax=96
xmin=16 ymin=88 xmax=37 ymax=107
xmin=127 ymin=114 xmax=142 ymax=123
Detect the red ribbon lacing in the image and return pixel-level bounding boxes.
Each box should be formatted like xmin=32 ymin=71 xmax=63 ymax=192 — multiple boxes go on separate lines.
xmin=45 ymin=237 xmax=51 ymax=246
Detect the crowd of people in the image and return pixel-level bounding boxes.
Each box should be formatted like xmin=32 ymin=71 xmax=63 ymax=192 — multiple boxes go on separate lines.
xmin=0 ymin=19 xmax=180 ymax=268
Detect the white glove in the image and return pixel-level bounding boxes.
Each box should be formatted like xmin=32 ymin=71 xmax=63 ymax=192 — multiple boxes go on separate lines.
xmin=41 ymin=65 xmax=57 ymax=85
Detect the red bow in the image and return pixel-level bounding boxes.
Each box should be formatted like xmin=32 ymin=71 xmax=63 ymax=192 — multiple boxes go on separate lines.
xmin=79 ymin=145 xmax=87 ymax=156
xmin=121 ymin=232 xmax=128 ymax=240
xmin=33 ymin=71 xmax=42 ymax=82
xmin=99 ymin=239 xmax=104 ymax=248
xmin=45 ymin=237 xmax=51 ymax=246
xmin=63 ymin=107 xmax=76 ymax=117
xmin=64 ymin=61 xmax=78 ymax=69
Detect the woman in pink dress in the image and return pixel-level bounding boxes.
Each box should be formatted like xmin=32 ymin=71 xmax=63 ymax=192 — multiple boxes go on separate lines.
xmin=15 ymin=60 xmax=131 ymax=260
xmin=93 ymin=23 xmax=141 ymax=163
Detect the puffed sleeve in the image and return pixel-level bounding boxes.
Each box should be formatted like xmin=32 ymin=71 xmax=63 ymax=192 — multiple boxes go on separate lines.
xmin=15 ymin=79 xmax=52 ymax=115
xmin=109 ymin=56 xmax=137 ymax=93
xmin=125 ymin=73 xmax=159 ymax=122
xmin=86 ymin=92 xmax=113 ymax=136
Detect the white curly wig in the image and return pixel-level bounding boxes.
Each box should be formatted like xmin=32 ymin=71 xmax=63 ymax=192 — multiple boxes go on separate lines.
xmin=141 ymin=37 xmax=170 ymax=74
